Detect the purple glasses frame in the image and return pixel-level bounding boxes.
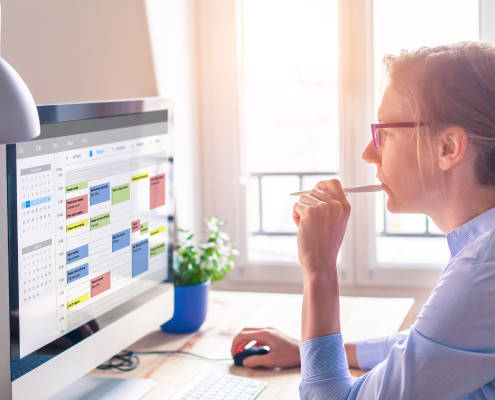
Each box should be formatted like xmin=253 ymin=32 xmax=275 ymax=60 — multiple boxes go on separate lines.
xmin=370 ymin=122 xmax=420 ymax=148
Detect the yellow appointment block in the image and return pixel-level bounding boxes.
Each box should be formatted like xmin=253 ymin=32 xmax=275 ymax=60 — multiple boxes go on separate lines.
xmin=150 ymin=226 xmax=166 ymax=237
xmin=67 ymin=293 xmax=89 ymax=309
xmin=131 ymin=173 xmax=149 ymax=182
xmin=66 ymin=219 xmax=88 ymax=232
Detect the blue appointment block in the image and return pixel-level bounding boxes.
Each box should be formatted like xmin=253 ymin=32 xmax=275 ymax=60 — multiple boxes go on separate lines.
xmin=90 ymin=183 xmax=110 ymax=205
xmin=66 ymin=244 xmax=89 ymax=264
xmin=67 ymin=263 xmax=89 ymax=284
xmin=112 ymin=229 xmax=130 ymax=252
xmin=132 ymin=239 xmax=149 ymax=277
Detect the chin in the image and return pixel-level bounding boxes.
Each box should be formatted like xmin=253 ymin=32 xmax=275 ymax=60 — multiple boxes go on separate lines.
xmin=385 ymin=198 xmax=403 ymax=213
xmin=385 ymin=196 xmax=423 ymax=214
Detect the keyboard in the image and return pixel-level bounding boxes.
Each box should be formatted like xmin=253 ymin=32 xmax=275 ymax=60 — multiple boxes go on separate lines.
xmin=171 ymin=372 xmax=267 ymax=400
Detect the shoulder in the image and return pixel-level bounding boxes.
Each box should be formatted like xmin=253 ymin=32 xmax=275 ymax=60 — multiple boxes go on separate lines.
xmin=415 ymin=235 xmax=495 ymax=349
xmin=454 ymin=228 xmax=495 ymax=264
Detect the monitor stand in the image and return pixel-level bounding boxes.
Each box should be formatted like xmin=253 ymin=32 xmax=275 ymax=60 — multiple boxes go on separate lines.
xmin=49 ymin=376 xmax=157 ymax=400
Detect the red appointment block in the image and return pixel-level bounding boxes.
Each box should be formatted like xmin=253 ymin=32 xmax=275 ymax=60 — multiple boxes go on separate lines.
xmin=66 ymin=194 xmax=88 ymax=219
xmin=91 ymin=272 xmax=111 ymax=297
xmin=132 ymin=219 xmax=141 ymax=233
xmin=150 ymin=173 xmax=166 ymax=210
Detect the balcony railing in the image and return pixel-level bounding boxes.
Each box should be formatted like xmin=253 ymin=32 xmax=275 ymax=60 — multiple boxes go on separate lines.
xmin=249 ymin=172 xmax=445 ymax=238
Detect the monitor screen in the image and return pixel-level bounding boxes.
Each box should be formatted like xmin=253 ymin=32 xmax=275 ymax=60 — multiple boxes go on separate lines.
xmin=7 ymin=105 xmax=173 ymax=380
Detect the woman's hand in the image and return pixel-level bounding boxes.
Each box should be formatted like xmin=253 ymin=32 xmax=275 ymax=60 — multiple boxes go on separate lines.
xmin=293 ymin=179 xmax=351 ymax=277
xmin=230 ymin=327 xmax=301 ymax=368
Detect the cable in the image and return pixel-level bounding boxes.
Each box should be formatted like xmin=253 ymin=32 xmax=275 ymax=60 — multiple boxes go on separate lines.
xmin=96 ymin=351 xmax=140 ymax=372
xmin=96 ymin=350 xmax=232 ymax=372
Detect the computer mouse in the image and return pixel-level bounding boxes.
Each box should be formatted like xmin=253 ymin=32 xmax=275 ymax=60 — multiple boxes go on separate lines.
xmin=233 ymin=346 xmax=270 ymax=367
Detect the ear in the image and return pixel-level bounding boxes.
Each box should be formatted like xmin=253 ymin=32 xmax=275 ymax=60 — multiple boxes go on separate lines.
xmin=437 ymin=127 xmax=468 ymax=171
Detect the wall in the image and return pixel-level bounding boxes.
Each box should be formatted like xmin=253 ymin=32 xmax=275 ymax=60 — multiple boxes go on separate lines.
xmin=1 ymin=0 xmax=201 ymax=234
xmin=1 ymin=0 xmax=157 ymax=104
xmin=145 ymin=0 xmax=201 ymax=234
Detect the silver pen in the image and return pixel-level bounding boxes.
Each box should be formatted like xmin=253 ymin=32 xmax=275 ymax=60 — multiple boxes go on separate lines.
xmin=290 ymin=184 xmax=383 ymax=196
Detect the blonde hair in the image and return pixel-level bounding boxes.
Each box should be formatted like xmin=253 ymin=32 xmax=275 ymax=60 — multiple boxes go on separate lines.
xmin=382 ymin=42 xmax=495 ymax=190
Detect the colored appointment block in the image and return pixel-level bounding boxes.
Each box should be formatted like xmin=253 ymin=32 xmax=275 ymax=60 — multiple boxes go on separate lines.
xmin=112 ymin=229 xmax=130 ymax=252
xmin=140 ymin=222 xmax=149 ymax=235
xmin=132 ymin=173 xmax=148 ymax=182
xmin=90 ymin=212 xmax=110 ymax=230
xmin=90 ymin=182 xmax=110 ymax=205
xmin=150 ymin=242 xmax=166 ymax=258
xmin=150 ymin=173 xmax=166 ymax=209
xmin=112 ymin=183 xmax=130 ymax=205
xmin=66 ymin=244 xmax=88 ymax=264
xmin=66 ymin=244 xmax=89 ymax=264
xmin=150 ymin=226 xmax=166 ymax=237
xmin=91 ymin=272 xmax=111 ymax=297
xmin=67 ymin=293 xmax=89 ymax=309
xmin=66 ymin=219 xmax=88 ymax=232
xmin=67 ymin=263 xmax=89 ymax=284
xmin=66 ymin=194 xmax=88 ymax=219
xmin=132 ymin=239 xmax=149 ymax=277
xmin=66 ymin=182 xmax=88 ymax=193
xmin=132 ymin=219 xmax=141 ymax=233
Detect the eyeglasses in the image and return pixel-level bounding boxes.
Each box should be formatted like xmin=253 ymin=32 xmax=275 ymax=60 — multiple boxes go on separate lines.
xmin=370 ymin=122 xmax=419 ymax=148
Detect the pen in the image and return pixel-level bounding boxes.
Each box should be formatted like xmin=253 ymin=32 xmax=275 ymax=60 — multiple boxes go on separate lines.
xmin=290 ymin=184 xmax=383 ymax=196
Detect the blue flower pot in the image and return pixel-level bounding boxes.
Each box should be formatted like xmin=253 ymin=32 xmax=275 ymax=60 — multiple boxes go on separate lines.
xmin=160 ymin=280 xmax=210 ymax=334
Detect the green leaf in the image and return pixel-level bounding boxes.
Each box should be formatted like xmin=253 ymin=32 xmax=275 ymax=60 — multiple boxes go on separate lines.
xmin=173 ymin=217 xmax=238 ymax=287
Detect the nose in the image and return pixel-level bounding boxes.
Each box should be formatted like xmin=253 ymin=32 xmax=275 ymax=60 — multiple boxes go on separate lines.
xmin=361 ymin=140 xmax=381 ymax=165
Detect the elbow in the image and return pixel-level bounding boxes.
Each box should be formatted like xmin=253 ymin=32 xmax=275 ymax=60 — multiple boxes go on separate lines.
xmin=299 ymin=376 xmax=355 ymax=400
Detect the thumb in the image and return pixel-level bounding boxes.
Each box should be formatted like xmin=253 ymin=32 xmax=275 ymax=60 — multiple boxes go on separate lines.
xmin=242 ymin=354 xmax=273 ymax=368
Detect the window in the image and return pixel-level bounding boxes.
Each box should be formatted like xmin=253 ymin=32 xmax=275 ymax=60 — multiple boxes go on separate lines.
xmin=198 ymin=0 xmax=494 ymax=290
xmin=242 ymin=0 xmax=339 ymax=264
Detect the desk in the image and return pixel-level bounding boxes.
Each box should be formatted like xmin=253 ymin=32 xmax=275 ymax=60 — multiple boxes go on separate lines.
xmin=90 ymin=290 xmax=414 ymax=399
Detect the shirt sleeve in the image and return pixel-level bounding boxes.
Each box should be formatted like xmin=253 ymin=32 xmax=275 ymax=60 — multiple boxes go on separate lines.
xmin=355 ymin=330 xmax=408 ymax=370
xmin=299 ymin=258 xmax=495 ymax=400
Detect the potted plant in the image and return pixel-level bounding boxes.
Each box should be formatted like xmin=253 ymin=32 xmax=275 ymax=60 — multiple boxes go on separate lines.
xmin=161 ymin=217 xmax=238 ymax=333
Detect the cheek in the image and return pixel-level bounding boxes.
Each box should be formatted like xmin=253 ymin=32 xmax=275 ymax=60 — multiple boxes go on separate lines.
xmin=382 ymin=151 xmax=423 ymax=196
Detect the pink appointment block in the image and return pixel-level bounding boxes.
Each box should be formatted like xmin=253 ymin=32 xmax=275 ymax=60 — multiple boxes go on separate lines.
xmin=91 ymin=272 xmax=111 ymax=297
xmin=132 ymin=219 xmax=141 ymax=233
xmin=150 ymin=173 xmax=166 ymax=210
xmin=66 ymin=194 xmax=88 ymax=219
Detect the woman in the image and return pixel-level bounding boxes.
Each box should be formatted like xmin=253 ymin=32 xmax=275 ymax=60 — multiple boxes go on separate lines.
xmin=231 ymin=42 xmax=495 ymax=399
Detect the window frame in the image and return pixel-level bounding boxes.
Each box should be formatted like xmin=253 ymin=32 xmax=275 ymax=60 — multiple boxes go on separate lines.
xmin=197 ymin=0 xmax=489 ymax=293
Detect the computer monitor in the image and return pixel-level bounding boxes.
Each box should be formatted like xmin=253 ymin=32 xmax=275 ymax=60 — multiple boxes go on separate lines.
xmin=0 ymin=99 xmax=175 ymax=399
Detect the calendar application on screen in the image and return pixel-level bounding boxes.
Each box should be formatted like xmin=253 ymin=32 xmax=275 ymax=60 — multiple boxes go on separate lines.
xmin=15 ymin=122 xmax=171 ymax=357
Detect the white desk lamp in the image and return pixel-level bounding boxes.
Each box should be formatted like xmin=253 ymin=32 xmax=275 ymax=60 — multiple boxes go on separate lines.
xmin=0 ymin=57 xmax=40 ymax=143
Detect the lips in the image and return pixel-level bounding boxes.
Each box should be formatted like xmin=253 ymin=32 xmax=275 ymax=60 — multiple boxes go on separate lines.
xmin=376 ymin=176 xmax=388 ymax=191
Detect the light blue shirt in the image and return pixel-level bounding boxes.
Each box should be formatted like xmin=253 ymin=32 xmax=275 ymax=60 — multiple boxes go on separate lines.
xmin=299 ymin=206 xmax=495 ymax=399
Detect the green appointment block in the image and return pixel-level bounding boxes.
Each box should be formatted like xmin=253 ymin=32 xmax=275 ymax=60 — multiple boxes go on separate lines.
xmin=90 ymin=212 xmax=110 ymax=230
xmin=140 ymin=222 xmax=149 ymax=235
xmin=112 ymin=183 xmax=130 ymax=204
xmin=150 ymin=242 xmax=166 ymax=258
xmin=66 ymin=182 xmax=88 ymax=193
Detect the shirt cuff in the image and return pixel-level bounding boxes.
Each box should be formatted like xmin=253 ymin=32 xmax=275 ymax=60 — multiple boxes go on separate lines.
xmin=299 ymin=333 xmax=351 ymax=380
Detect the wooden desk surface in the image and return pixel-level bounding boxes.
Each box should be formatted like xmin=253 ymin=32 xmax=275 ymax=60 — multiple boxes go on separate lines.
xmin=90 ymin=290 xmax=414 ymax=399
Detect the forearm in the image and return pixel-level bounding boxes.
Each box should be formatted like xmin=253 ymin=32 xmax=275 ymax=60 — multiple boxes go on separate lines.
xmin=302 ymin=270 xmax=341 ymax=341
xmin=345 ymin=342 xmax=359 ymax=368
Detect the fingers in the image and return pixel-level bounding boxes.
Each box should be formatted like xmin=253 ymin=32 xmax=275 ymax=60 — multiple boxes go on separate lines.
xmin=292 ymin=201 xmax=308 ymax=227
xmin=315 ymin=179 xmax=351 ymax=216
xmin=231 ymin=329 xmax=270 ymax=356
xmin=292 ymin=194 xmax=325 ymax=226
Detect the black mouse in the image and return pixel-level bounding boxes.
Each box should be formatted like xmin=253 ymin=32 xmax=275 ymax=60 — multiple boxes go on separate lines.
xmin=233 ymin=346 xmax=269 ymax=366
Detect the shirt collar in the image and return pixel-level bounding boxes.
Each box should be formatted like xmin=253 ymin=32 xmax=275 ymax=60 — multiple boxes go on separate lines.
xmin=447 ymin=206 xmax=495 ymax=259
